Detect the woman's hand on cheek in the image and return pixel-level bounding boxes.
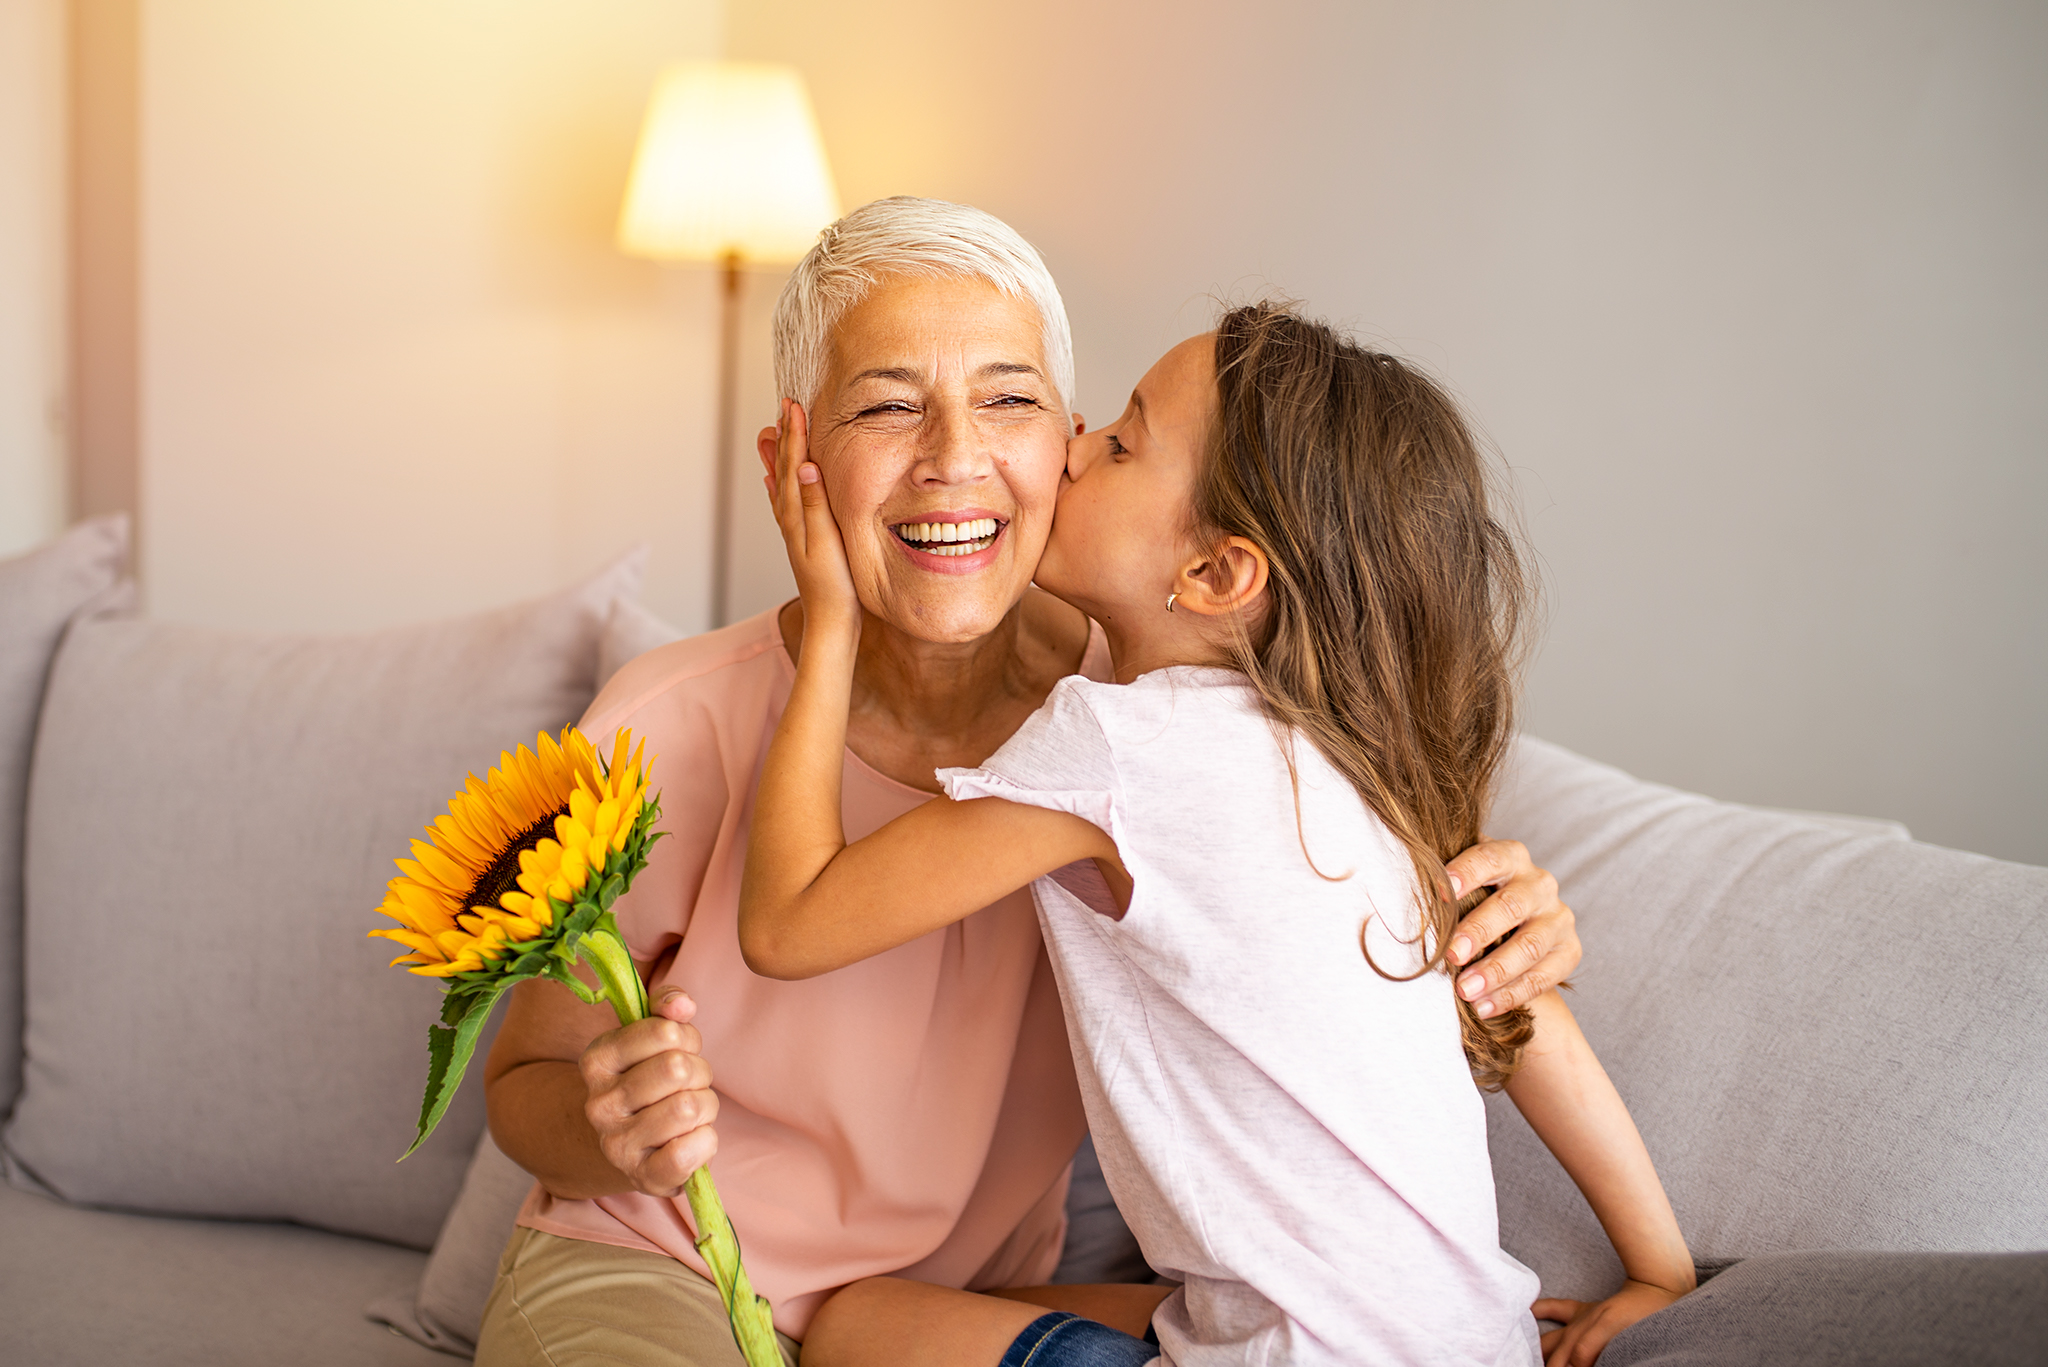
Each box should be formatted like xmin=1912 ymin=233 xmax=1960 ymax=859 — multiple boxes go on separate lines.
xmin=768 ymin=399 xmax=862 ymax=641
xmin=1442 ymin=839 xmax=1580 ymax=1018
xmin=1535 ymin=1283 xmax=1685 ymax=1366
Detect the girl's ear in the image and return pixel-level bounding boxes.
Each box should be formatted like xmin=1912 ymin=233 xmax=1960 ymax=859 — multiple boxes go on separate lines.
xmin=1173 ymin=536 xmax=1269 ymax=617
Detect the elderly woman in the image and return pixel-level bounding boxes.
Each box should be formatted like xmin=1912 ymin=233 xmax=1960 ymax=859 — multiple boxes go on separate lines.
xmin=477 ymin=198 xmax=1578 ymax=1366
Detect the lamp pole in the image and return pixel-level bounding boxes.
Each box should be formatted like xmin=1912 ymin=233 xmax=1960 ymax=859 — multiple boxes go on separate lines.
xmin=711 ymin=249 xmax=742 ymax=629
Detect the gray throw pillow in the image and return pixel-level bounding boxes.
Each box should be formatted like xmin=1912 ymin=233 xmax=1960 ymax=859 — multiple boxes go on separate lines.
xmin=1603 ymin=1249 xmax=2048 ymax=1367
xmin=0 ymin=515 xmax=131 ymax=1121
xmin=1485 ymin=737 xmax=2048 ymax=1300
xmin=366 ymin=1131 xmax=538 ymax=1353
xmin=596 ymin=595 xmax=691 ymax=689
xmin=2 ymin=551 xmax=642 ymax=1250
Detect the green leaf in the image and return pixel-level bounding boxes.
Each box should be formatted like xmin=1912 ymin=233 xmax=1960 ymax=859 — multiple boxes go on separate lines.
xmin=400 ymin=974 xmax=528 ymax=1161
xmin=597 ymin=872 xmax=625 ymax=912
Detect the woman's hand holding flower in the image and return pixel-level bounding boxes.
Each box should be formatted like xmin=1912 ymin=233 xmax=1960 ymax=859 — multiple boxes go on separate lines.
xmin=578 ymin=987 xmax=720 ymax=1201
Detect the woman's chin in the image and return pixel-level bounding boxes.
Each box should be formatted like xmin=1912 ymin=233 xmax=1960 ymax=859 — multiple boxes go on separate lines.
xmin=864 ymin=571 xmax=1034 ymax=646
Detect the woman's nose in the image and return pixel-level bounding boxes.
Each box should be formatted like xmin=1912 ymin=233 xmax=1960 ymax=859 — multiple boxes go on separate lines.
xmin=914 ymin=405 xmax=989 ymax=485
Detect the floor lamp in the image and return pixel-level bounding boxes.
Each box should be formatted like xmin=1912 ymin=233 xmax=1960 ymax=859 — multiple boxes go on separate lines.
xmin=617 ymin=62 xmax=841 ymax=628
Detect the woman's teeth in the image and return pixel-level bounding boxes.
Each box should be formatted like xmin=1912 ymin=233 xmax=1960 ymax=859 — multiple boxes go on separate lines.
xmin=894 ymin=517 xmax=1001 ymax=557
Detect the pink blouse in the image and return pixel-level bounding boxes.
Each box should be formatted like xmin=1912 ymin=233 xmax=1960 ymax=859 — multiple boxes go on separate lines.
xmin=516 ymin=607 xmax=1103 ymax=1338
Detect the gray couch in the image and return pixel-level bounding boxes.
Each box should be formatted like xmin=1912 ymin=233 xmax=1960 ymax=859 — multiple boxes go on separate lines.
xmin=3 ymin=517 xmax=2044 ymax=1365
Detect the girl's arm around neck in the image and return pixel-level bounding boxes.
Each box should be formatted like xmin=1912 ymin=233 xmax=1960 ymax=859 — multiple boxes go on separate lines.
xmin=736 ymin=615 xmax=1119 ymax=979
xmin=738 ymin=400 xmax=1122 ymax=981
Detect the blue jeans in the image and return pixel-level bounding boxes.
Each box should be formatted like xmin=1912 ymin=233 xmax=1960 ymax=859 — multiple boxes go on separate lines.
xmin=998 ymin=1312 xmax=1159 ymax=1367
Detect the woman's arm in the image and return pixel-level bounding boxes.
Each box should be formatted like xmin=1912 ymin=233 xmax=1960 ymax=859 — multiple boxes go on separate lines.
xmin=738 ymin=402 xmax=1121 ymax=981
xmin=1506 ymin=991 xmax=1693 ymax=1365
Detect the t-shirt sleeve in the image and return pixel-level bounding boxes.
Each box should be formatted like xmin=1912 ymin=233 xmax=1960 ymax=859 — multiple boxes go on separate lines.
xmin=937 ymin=677 xmax=1122 ymax=839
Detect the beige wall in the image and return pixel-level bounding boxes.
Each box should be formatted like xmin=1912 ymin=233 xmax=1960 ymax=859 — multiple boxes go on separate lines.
xmin=138 ymin=0 xmax=727 ymax=633
xmin=97 ymin=1 xmax=2046 ymax=862
xmin=0 ymin=0 xmax=68 ymax=556
xmin=727 ymin=0 xmax=2048 ymax=863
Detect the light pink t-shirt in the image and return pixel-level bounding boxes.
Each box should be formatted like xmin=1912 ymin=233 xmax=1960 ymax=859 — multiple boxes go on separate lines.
xmin=516 ymin=607 xmax=1101 ymax=1338
xmin=943 ymin=669 xmax=1542 ymax=1367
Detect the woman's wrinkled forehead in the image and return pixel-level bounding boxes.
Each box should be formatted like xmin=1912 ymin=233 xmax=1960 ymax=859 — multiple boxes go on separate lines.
xmin=821 ymin=275 xmax=1059 ymax=407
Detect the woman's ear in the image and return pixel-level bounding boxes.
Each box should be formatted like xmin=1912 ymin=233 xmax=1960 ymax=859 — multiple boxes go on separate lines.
xmin=1173 ymin=536 xmax=1269 ymax=617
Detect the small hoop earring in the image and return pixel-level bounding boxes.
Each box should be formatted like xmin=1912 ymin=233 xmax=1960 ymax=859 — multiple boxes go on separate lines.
xmin=1165 ymin=591 xmax=1180 ymax=613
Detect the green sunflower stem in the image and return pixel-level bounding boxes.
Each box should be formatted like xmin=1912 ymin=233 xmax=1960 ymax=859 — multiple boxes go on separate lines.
xmin=685 ymin=1167 xmax=782 ymax=1366
xmin=579 ymin=923 xmax=780 ymax=1367
xmin=579 ymin=912 xmax=651 ymax=1024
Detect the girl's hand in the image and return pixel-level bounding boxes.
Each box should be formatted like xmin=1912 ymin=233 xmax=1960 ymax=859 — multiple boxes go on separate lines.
xmin=768 ymin=398 xmax=861 ymax=641
xmin=1535 ymin=1282 xmax=1685 ymax=1366
xmin=1442 ymin=839 xmax=1580 ymax=1019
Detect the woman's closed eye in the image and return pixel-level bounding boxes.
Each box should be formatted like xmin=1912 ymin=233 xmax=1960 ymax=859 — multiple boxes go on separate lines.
xmin=1105 ymin=433 xmax=1127 ymax=457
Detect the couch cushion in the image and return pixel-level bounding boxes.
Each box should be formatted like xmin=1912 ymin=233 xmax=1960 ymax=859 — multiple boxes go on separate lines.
xmin=1603 ymin=1249 xmax=2048 ymax=1367
xmin=0 ymin=515 xmax=130 ymax=1120
xmin=1486 ymin=737 xmax=2048 ymax=1300
xmin=2 ymin=552 xmax=642 ymax=1250
xmin=0 ymin=1179 xmax=447 ymax=1367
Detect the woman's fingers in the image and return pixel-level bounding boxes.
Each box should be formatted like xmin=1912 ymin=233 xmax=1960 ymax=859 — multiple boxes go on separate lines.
xmin=1440 ymin=837 xmax=1581 ymax=1019
xmin=640 ymin=1124 xmax=720 ymax=1199
xmin=1443 ymin=838 xmax=1534 ymax=907
xmin=578 ymin=1010 xmax=722 ymax=1198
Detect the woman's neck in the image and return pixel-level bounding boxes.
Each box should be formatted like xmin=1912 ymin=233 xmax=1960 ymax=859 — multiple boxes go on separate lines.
xmin=779 ymin=591 xmax=1090 ymax=790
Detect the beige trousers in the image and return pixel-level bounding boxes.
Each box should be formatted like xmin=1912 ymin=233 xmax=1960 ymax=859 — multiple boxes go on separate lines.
xmin=476 ymin=1225 xmax=802 ymax=1367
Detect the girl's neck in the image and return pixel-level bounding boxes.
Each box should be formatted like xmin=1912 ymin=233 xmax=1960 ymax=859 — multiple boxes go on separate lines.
xmin=1095 ymin=610 xmax=1235 ymax=686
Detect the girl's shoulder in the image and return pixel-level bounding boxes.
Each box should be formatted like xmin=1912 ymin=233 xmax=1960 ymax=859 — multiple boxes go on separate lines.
xmin=1051 ymin=664 xmax=1254 ymax=725
xmin=1027 ymin=667 xmax=1265 ymax=779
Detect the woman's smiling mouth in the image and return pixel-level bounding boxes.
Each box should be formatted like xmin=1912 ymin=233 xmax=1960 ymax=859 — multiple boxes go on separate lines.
xmin=890 ymin=516 xmax=1004 ymax=558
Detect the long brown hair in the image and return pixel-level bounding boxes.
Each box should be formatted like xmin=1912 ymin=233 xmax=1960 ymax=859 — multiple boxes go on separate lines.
xmin=1196 ymin=303 xmax=1535 ymax=1088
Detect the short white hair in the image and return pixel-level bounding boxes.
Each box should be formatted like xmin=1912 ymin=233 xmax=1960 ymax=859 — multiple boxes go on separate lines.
xmin=772 ymin=197 xmax=1075 ymax=424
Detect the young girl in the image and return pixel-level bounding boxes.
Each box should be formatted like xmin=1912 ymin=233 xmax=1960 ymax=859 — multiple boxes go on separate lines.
xmin=741 ymin=304 xmax=1692 ymax=1367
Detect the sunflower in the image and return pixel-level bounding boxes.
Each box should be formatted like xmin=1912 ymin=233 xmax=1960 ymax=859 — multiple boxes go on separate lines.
xmin=368 ymin=725 xmax=779 ymax=1367
xmin=370 ymin=728 xmax=649 ymax=977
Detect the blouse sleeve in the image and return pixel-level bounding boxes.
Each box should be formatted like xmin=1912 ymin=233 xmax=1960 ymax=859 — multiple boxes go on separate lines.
xmin=576 ymin=674 xmax=733 ymax=966
xmin=937 ymin=676 xmax=1123 ymax=842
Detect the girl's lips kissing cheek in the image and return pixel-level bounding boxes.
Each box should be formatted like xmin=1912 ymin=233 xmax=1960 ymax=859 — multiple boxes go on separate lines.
xmin=888 ymin=514 xmax=1006 ymax=571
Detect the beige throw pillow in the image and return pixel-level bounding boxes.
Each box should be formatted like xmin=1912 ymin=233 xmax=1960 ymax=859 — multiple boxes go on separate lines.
xmin=2 ymin=551 xmax=642 ymax=1250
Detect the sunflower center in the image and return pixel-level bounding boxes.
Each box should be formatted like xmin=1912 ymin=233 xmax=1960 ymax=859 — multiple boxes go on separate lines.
xmin=464 ymin=806 xmax=570 ymax=927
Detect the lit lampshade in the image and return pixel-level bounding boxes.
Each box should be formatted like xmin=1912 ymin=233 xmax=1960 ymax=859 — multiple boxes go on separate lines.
xmin=617 ymin=62 xmax=841 ymax=262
